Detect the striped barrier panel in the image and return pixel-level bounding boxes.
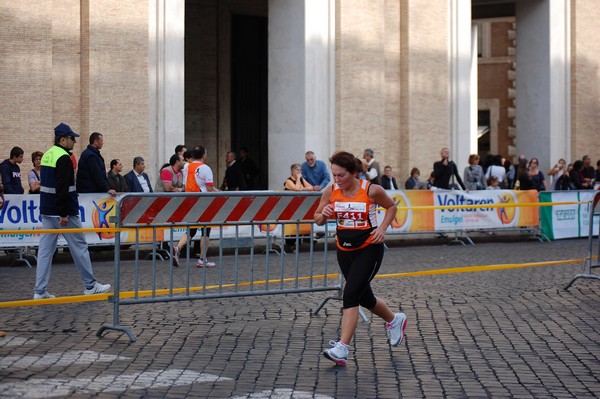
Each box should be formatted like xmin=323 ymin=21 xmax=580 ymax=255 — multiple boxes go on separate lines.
xmin=117 ymin=191 xmax=321 ymax=225
xmin=97 ymin=191 xmax=340 ymax=342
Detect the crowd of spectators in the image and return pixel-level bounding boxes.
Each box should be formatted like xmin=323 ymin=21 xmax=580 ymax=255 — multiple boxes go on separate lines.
xmin=394 ymin=149 xmax=599 ymax=192
xmin=282 ymin=147 xmax=599 ymax=194
xmin=2 ymin=140 xmax=599 ymax=200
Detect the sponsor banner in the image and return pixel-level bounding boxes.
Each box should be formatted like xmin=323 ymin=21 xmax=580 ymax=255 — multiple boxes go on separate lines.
xmin=433 ymin=189 xmax=539 ymax=231
xmin=383 ymin=190 xmax=435 ymax=232
xmin=0 ymin=194 xmax=284 ymax=248
xmin=540 ymin=191 xmax=600 ymax=239
xmin=0 ymin=194 xmax=149 ymax=247
xmin=380 ymin=189 xmax=539 ymax=232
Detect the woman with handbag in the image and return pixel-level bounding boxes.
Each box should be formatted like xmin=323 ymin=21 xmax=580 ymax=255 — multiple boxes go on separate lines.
xmin=463 ymin=154 xmax=486 ymax=191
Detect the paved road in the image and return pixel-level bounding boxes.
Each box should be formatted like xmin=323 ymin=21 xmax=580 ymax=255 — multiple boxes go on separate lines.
xmin=1 ymin=236 xmax=599 ymax=398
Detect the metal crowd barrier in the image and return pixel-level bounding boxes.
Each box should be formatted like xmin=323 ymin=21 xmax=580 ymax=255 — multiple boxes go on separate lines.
xmin=565 ymin=190 xmax=600 ymax=290
xmin=96 ymin=191 xmax=340 ymax=342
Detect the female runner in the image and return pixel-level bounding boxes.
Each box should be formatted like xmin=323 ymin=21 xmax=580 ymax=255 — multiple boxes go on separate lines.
xmin=314 ymin=151 xmax=407 ymax=366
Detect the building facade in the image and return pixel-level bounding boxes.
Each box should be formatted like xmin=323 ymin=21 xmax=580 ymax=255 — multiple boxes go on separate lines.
xmin=1 ymin=0 xmax=597 ymax=190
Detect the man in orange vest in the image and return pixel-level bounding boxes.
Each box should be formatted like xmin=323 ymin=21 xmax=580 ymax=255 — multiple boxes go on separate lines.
xmin=172 ymin=146 xmax=219 ymax=268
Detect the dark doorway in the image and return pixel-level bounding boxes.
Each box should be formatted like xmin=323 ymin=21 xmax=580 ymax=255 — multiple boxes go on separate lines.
xmin=478 ymin=109 xmax=491 ymax=158
xmin=231 ymin=14 xmax=268 ymax=189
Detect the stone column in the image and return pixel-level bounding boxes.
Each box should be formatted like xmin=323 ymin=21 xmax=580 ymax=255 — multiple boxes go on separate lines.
xmin=268 ymin=0 xmax=335 ymax=189
xmin=449 ymin=0 xmax=476 ymax=173
xmin=149 ymin=0 xmax=185 ymax=178
xmin=516 ymin=0 xmax=570 ymax=170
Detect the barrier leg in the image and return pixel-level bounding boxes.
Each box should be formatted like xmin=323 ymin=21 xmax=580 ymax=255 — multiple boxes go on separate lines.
xmin=11 ymin=247 xmax=36 ymax=268
xmin=313 ymin=291 xmax=340 ymax=315
xmin=96 ymin=294 xmax=137 ymax=342
xmin=313 ymin=283 xmax=369 ymax=322
xmin=565 ymin=197 xmax=600 ymax=290
xmin=97 ymin=226 xmax=137 ymax=342
xmin=97 ymin=324 xmax=137 ymax=342
xmin=448 ymin=231 xmax=467 ymax=246
xmin=564 ymin=257 xmax=600 ymax=290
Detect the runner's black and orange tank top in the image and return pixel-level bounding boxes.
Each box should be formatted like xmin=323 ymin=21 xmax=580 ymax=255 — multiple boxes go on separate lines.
xmin=330 ymin=179 xmax=377 ymax=251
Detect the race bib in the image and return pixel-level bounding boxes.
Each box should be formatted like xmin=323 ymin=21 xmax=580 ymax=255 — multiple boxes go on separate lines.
xmin=334 ymin=202 xmax=366 ymax=212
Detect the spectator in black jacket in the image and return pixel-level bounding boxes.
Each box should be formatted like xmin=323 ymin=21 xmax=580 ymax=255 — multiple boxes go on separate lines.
xmin=381 ymin=165 xmax=398 ymax=190
xmin=0 ymin=146 xmax=25 ymax=194
xmin=76 ymin=132 xmax=116 ymax=196
xmin=570 ymin=160 xmax=590 ymax=189
xmin=581 ymin=155 xmax=595 ymax=189
xmin=107 ymin=159 xmax=129 ymax=192
xmin=433 ymin=147 xmax=465 ymax=190
xmin=238 ymin=147 xmax=260 ymax=190
xmin=221 ymin=151 xmax=246 ymax=191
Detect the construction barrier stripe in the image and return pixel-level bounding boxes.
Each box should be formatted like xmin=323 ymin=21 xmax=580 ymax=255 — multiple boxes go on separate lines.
xmin=237 ymin=196 xmax=271 ymax=222
xmin=225 ymin=196 xmax=255 ymax=222
xmin=1 ymin=257 xmax=592 ymax=308
xmin=278 ymin=196 xmax=309 ymax=221
xmin=303 ymin=198 xmax=322 ymax=221
xmin=136 ymin=197 xmax=172 ymax=225
xmin=119 ymin=196 xmax=142 ymax=222
xmin=166 ymin=197 xmax=199 ymax=223
xmin=249 ymin=196 xmax=278 ymax=221
xmin=198 ymin=196 xmax=228 ymax=222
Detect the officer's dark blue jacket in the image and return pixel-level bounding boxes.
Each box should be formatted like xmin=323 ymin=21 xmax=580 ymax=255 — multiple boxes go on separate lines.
xmin=40 ymin=145 xmax=79 ymax=217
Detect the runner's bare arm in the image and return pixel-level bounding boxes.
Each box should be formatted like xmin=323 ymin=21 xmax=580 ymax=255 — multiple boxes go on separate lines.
xmin=369 ymin=184 xmax=397 ymax=243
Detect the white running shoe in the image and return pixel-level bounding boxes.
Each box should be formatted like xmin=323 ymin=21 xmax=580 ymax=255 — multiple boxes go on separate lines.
xmin=386 ymin=312 xmax=407 ymax=347
xmin=323 ymin=340 xmax=348 ymax=366
xmin=33 ymin=291 xmax=56 ymax=300
xmin=196 ymin=259 xmax=216 ymax=268
xmin=83 ymin=282 xmax=112 ymax=295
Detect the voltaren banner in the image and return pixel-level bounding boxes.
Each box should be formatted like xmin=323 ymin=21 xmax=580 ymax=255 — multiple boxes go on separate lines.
xmin=381 ymin=189 xmax=539 ymax=232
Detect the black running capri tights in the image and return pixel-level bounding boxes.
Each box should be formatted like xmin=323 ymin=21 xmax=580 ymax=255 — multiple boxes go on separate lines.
xmin=337 ymin=243 xmax=385 ymax=309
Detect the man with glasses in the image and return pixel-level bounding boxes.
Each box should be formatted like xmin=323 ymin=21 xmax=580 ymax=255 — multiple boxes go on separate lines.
xmin=34 ymin=123 xmax=111 ymax=299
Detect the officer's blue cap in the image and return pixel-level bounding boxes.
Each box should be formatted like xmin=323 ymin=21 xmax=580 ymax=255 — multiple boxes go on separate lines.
xmin=54 ymin=123 xmax=80 ymax=138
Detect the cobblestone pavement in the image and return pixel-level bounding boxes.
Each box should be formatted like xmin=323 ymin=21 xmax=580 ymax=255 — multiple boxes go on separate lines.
xmin=0 ymin=237 xmax=599 ymax=398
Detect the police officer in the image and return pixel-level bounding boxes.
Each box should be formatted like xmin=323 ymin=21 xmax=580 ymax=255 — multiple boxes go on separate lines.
xmin=34 ymin=123 xmax=111 ymax=299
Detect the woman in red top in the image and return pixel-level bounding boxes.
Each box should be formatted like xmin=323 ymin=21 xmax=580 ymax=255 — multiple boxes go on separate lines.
xmin=314 ymin=151 xmax=407 ymax=366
